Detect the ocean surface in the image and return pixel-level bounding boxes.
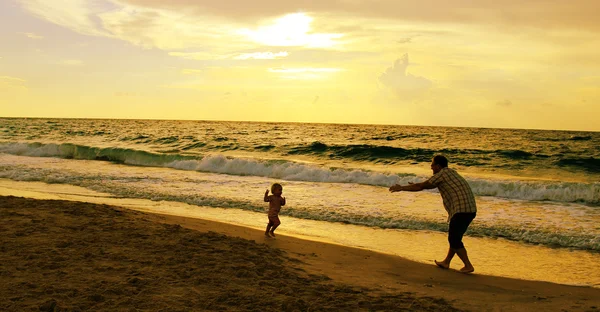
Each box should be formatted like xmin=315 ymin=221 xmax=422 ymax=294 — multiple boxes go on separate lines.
xmin=1 ymin=118 xmax=599 ymax=286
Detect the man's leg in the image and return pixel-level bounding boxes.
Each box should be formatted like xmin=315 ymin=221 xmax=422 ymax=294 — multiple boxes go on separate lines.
xmin=439 ymin=213 xmax=475 ymax=272
xmin=265 ymin=222 xmax=272 ymax=236
xmin=435 ymin=248 xmax=455 ymax=269
xmin=455 ymin=247 xmax=474 ymax=273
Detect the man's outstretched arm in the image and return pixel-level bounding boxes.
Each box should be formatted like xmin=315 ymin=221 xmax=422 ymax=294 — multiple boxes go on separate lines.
xmin=389 ymin=181 xmax=436 ymax=192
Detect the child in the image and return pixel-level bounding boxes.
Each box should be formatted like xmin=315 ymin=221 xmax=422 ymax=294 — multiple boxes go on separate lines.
xmin=264 ymin=183 xmax=286 ymax=237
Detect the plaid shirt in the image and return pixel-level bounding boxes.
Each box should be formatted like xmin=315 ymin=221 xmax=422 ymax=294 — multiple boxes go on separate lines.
xmin=427 ymin=167 xmax=477 ymax=221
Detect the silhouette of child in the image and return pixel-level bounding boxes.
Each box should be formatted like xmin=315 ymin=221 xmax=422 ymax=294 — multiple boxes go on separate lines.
xmin=264 ymin=183 xmax=285 ymax=237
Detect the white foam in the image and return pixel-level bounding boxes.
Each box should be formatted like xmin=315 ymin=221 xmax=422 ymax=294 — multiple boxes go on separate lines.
xmin=166 ymin=155 xmax=404 ymax=186
xmin=1 ymin=142 xmax=598 ymax=205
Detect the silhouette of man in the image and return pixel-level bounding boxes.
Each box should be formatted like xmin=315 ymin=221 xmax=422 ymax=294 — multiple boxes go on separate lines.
xmin=389 ymin=155 xmax=477 ymax=273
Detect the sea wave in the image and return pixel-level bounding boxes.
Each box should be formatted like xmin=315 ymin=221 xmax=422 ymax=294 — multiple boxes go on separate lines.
xmin=0 ymin=142 xmax=196 ymax=165
xmin=1 ymin=142 xmax=599 ymax=205
xmin=556 ymin=157 xmax=600 ymax=173
xmin=0 ymin=166 xmax=597 ymax=251
xmin=285 ymin=142 xmax=600 ymax=174
xmin=286 ymin=141 xmax=550 ymax=162
xmin=533 ymin=135 xmax=594 ymax=142
xmin=569 ymin=135 xmax=593 ymax=141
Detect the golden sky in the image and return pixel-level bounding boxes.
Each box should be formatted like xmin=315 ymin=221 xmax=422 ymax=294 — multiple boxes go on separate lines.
xmin=1 ymin=0 xmax=599 ymax=131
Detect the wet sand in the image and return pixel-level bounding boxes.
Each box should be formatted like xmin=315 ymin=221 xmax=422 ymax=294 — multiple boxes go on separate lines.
xmin=1 ymin=196 xmax=599 ymax=311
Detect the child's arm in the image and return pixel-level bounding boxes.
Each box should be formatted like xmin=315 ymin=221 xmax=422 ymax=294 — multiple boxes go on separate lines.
xmin=264 ymin=189 xmax=270 ymax=202
xmin=281 ymin=197 xmax=286 ymax=206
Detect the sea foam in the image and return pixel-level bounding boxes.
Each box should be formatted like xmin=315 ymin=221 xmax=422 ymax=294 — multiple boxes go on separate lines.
xmin=1 ymin=142 xmax=598 ymax=205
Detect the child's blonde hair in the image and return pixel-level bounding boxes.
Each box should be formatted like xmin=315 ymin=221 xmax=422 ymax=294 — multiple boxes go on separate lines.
xmin=271 ymin=183 xmax=283 ymax=193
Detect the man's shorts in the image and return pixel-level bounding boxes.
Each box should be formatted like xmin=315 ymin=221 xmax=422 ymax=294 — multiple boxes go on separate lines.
xmin=448 ymin=212 xmax=476 ymax=249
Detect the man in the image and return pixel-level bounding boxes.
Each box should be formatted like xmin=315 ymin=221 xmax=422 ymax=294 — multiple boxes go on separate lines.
xmin=389 ymin=155 xmax=477 ymax=273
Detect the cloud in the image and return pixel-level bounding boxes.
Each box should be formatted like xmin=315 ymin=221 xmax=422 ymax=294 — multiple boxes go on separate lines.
xmin=20 ymin=32 xmax=44 ymax=39
xmin=378 ymin=54 xmax=432 ymax=99
xmin=99 ymin=5 xmax=247 ymax=50
xmin=0 ymin=76 xmax=28 ymax=91
xmin=17 ymin=0 xmax=600 ymax=61
xmin=170 ymin=51 xmax=290 ymax=61
xmin=180 ymin=69 xmax=203 ymax=75
xmin=114 ymin=91 xmax=136 ymax=97
xmin=19 ymin=0 xmax=247 ymax=51
xmin=61 ymin=59 xmax=84 ymax=66
xmin=160 ymin=81 xmax=204 ymax=90
xmin=268 ymin=67 xmax=342 ymax=80
xmin=234 ymin=51 xmax=288 ymax=60
xmin=20 ymin=0 xmax=599 ymax=73
xmin=582 ymin=76 xmax=600 ymax=81
xmin=116 ymin=0 xmax=600 ymax=31
xmin=168 ymin=52 xmax=215 ymax=60
xmin=396 ymin=37 xmax=413 ymax=44
xmin=18 ymin=2 xmax=344 ymax=53
xmin=497 ymin=99 xmax=512 ymax=107
xmin=268 ymin=67 xmax=341 ymax=73
xmin=18 ymin=0 xmax=111 ymax=36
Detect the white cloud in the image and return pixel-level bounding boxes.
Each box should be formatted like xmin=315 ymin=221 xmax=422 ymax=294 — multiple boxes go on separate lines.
xmin=18 ymin=0 xmax=249 ymax=52
xmin=18 ymin=0 xmax=111 ymax=36
xmin=20 ymin=32 xmax=44 ymax=39
xmin=160 ymin=81 xmax=205 ymax=90
xmin=169 ymin=52 xmax=212 ymax=60
xmin=172 ymin=51 xmax=290 ymax=61
xmin=378 ymin=54 xmax=432 ymax=100
xmin=234 ymin=51 xmax=288 ymax=60
xmin=114 ymin=91 xmax=136 ymax=97
xmin=168 ymin=51 xmax=242 ymax=61
xmin=582 ymin=76 xmax=600 ymax=81
xmin=180 ymin=69 xmax=204 ymax=75
xmin=268 ymin=67 xmax=342 ymax=79
xmin=99 ymin=5 xmax=246 ymax=50
xmin=0 ymin=76 xmax=28 ymax=91
xmin=113 ymin=0 xmax=600 ymax=32
xmin=268 ymin=67 xmax=341 ymax=73
xmin=61 ymin=59 xmax=84 ymax=66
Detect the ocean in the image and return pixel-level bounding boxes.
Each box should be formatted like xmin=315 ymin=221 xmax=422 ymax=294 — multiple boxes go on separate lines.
xmin=1 ymin=117 xmax=599 ymax=287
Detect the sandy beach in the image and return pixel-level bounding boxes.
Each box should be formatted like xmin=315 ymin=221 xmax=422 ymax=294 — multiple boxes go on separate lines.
xmin=1 ymin=195 xmax=599 ymax=311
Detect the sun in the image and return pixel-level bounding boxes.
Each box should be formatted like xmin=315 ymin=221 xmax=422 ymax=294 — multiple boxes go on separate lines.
xmin=238 ymin=13 xmax=342 ymax=48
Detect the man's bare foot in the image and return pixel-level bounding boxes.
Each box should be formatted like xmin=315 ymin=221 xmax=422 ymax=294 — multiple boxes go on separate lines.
xmin=434 ymin=260 xmax=449 ymax=269
xmin=459 ymin=266 xmax=474 ymax=274
xmin=269 ymin=232 xmax=276 ymax=237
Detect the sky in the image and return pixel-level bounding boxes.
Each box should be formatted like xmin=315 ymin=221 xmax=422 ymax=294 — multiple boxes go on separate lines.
xmin=1 ymin=0 xmax=599 ymax=131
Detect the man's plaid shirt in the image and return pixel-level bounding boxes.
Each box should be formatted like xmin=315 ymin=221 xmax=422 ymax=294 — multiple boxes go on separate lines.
xmin=427 ymin=167 xmax=477 ymax=222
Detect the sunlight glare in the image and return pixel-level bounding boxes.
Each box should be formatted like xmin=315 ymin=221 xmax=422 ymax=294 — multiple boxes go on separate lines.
xmin=238 ymin=13 xmax=342 ymax=48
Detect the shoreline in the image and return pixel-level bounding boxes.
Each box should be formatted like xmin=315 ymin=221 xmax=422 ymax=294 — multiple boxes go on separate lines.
xmin=153 ymin=211 xmax=600 ymax=312
xmin=1 ymin=178 xmax=599 ymax=289
xmin=1 ymin=195 xmax=599 ymax=311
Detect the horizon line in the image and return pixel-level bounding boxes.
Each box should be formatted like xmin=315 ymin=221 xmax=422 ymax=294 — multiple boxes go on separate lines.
xmin=0 ymin=115 xmax=598 ymax=133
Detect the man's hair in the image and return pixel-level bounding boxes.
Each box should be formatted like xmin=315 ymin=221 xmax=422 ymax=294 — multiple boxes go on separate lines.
xmin=271 ymin=183 xmax=283 ymax=192
xmin=433 ymin=155 xmax=449 ymax=168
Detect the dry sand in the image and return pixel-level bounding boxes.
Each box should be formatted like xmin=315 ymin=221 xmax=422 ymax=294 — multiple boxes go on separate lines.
xmin=1 ymin=196 xmax=599 ymax=312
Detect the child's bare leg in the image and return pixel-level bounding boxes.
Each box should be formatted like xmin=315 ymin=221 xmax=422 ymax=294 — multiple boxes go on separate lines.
xmin=269 ymin=224 xmax=279 ymax=236
xmin=265 ymin=223 xmax=272 ymax=236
